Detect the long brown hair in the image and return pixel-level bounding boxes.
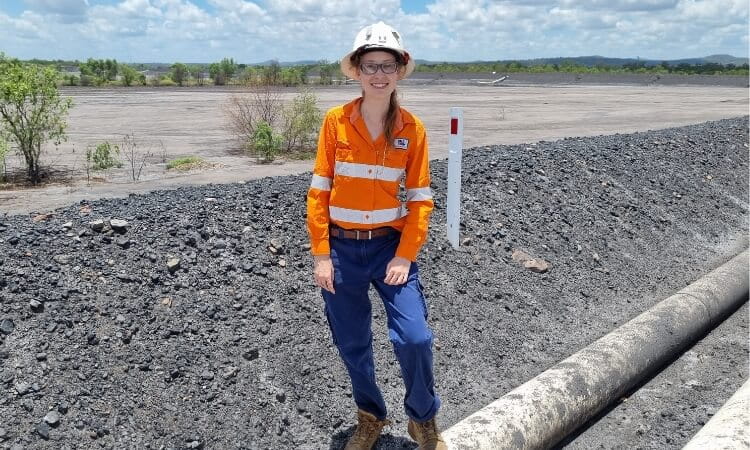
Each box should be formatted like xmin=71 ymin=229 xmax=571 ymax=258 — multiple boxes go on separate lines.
xmin=350 ymin=49 xmax=403 ymax=147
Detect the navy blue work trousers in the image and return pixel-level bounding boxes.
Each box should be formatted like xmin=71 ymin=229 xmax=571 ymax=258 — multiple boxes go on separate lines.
xmin=321 ymin=231 xmax=441 ymax=422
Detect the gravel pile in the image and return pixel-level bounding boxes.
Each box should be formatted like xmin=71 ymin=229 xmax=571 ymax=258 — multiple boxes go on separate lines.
xmin=0 ymin=117 xmax=747 ymax=449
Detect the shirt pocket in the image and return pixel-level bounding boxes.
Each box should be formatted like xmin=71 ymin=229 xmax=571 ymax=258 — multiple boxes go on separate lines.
xmin=384 ymin=148 xmax=408 ymax=168
xmin=334 ymin=140 xmax=356 ymax=162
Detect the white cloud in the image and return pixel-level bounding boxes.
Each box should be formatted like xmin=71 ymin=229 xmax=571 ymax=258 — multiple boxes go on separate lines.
xmin=1 ymin=11 xmax=46 ymax=40
xmin=560 ymin=0 xmax=679 ymax=11
xmin=208 ymin=0 xmax=264 ymax=16
xmin=0 ymin=0 xmax=747 ymax=62
xmin=676 ymin=0 xmax=748 ymax=23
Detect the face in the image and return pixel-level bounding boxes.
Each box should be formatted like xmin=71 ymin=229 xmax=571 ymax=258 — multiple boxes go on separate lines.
xmin=356 ymin=50 xmax=401 ymax=99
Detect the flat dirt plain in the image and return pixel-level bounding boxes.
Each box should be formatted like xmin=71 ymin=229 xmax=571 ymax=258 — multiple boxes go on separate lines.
xmin=0 ymin=75 xmax=747 ymax=215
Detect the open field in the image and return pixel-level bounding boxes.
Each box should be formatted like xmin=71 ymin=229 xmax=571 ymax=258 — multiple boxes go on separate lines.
xmin=0 ymin=82 xmax=747 ymax=215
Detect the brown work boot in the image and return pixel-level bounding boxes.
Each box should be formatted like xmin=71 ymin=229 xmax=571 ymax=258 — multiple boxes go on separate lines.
xmin=344 ymin=409 xmax=391 ymax=450
xmin=407 ymin=417 xmax=447 ymax=450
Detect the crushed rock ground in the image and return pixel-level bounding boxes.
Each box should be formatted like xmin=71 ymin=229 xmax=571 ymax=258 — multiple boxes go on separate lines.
xmin=0 ymin=117 xmax=748 ymax=449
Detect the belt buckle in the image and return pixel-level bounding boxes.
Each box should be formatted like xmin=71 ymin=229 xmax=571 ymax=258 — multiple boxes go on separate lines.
xmin=354 ymin=230 xmax=372 ymax=240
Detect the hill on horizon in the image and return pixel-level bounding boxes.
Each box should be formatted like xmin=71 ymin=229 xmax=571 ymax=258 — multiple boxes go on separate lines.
xmin=78 ymin=54 xmax=747 ymax=68
xmin=414 ymin=54 xmax=748 ymax=67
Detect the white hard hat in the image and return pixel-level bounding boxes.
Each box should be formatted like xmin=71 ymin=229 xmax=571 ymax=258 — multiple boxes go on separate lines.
xmin=340 ymin=21 xmax=415 ymax=80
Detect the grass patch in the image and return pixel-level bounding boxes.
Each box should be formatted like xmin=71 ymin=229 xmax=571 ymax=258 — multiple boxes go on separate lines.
xmin=167 ymin=156 xmax=207 ymax=171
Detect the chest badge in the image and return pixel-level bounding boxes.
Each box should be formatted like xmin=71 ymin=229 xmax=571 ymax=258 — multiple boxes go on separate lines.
xmin=393 ymin=138 xmax=409 ymax=150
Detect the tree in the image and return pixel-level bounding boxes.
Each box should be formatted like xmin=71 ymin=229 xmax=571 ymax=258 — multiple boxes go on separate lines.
xmin=263 ymin=60 xmax=281 ymax=85
xmin=317 ymin=60 xmax=336 ymax=85
xmin=171 ymin=62 xmax=189 ymax=86
xmin=220 ymin=58 xmax=237 ymax=81
xmin=79 ymin=58 xmax=119 ymax=85
xmin=280 ymin=66 xmax=307 ymax=86
xmin=209 ymin=58 xmax=237 ymax=85
xmin=238 ymin=66 xmax=258 ymax=85
xmin=209 ymin=63 xmax=223 ymax=85
xmin=120 ymin=65 xmax=139 ymax=86
xmin=0 ymin=57 xmax=72 ymax=184
xmin=105 ymin=59 xmax=118 ymax=81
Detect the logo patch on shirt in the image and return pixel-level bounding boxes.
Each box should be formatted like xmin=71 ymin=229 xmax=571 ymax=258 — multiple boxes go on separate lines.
xmin=393 ymin=138 xmax=409 ymax=150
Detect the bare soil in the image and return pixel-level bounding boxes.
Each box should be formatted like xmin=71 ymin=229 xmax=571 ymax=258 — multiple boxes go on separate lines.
xmin=0 ymin=83 xmax=747 ymax=215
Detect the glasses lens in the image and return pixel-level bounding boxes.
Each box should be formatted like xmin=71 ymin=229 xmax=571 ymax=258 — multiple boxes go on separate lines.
xmin=361 ymin=63 xmax=378 ymax=75
xmin=381 ymin=63 xmax=398 ymax=74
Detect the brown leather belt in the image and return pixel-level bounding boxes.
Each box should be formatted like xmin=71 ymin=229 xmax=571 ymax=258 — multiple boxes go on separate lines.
xmin=330 ymin=226 xmax=397 ymax=240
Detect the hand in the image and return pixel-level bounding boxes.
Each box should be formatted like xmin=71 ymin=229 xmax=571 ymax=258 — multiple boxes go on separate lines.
xmin=313 ymin=255 xmax=336 ymax=294
xmin=384 ymin=256 xmax=411 ymax=286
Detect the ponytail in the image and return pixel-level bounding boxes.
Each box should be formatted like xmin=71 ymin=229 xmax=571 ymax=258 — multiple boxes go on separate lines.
xmin=384 ymin=90 xmax=399 ymax=147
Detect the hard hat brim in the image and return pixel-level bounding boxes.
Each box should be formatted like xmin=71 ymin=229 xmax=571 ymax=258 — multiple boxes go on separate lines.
xmin=340 ymin=47 xmax=415 ymax=81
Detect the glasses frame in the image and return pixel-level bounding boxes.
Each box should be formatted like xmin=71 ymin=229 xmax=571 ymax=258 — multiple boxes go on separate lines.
xmin=359 ymin=62 xmax=400 ymax=75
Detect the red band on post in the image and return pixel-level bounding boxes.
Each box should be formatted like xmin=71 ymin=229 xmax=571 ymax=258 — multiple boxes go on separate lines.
xmin=450 ymin=118 xmax=458 ymax=135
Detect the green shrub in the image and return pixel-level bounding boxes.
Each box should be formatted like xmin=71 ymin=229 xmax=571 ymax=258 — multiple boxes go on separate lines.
xmin=281 ymin=90 xmax=322 ymax=154
xmin=120 ymin=65 xmax=139 ymax=87
xmin=250 ymin=121 xmax=282 ymax=163
xmin=86 ymin=141 xmax=122 ymax=170
xmin=167 ymin=156 xmax=203 ymax=170
xmin=159 ymin=77 xmax=177 ymax=87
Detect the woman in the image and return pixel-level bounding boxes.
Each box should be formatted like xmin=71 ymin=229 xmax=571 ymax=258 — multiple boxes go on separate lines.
xmin=306 ymin=21 xmax=445 ymax=450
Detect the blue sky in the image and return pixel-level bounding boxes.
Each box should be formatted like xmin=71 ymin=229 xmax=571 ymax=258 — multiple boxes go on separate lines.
xmin=0 ymin=0 xmax=747 ymax=63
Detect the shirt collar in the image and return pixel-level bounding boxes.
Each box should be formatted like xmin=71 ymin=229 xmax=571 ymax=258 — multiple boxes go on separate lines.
xmin=343 ymin=97 xmax=412 ymax=134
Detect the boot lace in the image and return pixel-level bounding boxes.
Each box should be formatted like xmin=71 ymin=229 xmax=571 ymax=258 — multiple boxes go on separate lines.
xmin=349 ymin=418 xmax=389 ymax=447
xmin=416 ymin=419 xmax=440 ymax=442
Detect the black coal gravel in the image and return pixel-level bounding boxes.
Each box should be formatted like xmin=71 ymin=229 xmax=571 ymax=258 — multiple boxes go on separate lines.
xmin=0 ymin=117 xmax=747 ymax=449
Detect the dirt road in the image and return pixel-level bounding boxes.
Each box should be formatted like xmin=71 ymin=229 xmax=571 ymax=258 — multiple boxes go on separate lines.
xmin=0 ymin=83 xmax=747 ymax=215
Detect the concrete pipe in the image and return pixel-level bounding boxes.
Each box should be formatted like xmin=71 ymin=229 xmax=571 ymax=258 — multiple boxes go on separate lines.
xmin=682 ymin=378 xmax=750 ymax=450
xmin=444 ymin=250 xmax=749 ymax=449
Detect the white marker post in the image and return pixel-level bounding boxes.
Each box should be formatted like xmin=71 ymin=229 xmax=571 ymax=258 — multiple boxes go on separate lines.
xmin=447 ymin=107 xmax=463 ymax=248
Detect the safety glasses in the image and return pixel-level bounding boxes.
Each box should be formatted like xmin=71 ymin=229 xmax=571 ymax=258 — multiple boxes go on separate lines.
xmin=359 ymin=62 xmax=399 ymax=75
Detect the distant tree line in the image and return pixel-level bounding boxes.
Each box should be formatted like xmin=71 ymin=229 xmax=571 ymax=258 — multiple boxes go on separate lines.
xmin=49 ymin=57 xmax=342 ymax=87
xmin=416 ymin=60 xmax=749 ymax=76
xmin=6 ymin=54 xmax=747 ymax=89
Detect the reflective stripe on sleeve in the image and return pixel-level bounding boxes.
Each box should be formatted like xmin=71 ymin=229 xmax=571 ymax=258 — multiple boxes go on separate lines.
xmin=334 ymin=161 xmax=404 ymax=182
xmin=310 ymin=174 xmax=332 ymax=191
xmin=329 ymin=204 xmax=408 ymax=225
xmin=406 ymin=187 xmax=433 ymax=202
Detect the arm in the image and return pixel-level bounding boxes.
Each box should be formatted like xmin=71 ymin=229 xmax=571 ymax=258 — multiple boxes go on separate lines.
xmin=306 ymin=112 xmax=336 ymax=256
xmin=395 ymin=122 xmax=434 ymax=262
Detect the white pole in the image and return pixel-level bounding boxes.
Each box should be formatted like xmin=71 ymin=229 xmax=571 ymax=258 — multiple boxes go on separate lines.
xmin=447 ymin=107 xmax=463 ymax=249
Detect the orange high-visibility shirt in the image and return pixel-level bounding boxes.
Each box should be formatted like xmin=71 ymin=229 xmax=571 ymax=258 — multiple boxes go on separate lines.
xmin=306 ymin=97 xmax=434 ymax=262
